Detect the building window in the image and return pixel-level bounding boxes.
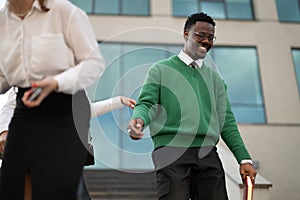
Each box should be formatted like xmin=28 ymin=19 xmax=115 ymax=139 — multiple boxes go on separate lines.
xmin=70 ymin=0 xmax=150 ymax=16
xmin=275 ymin=0 xmax=300 ymax=22
xmin=292 ymin=49 xmax=300 ymax=95
xmin=209 ymin=47 xmax=265 ymax=123
xmin=173 ymin=0 xmax=254 ymax=20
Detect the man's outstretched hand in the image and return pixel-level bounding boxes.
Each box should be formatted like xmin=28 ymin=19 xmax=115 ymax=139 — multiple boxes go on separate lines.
xmin=127 ymin=118 xmax=144 ymax=140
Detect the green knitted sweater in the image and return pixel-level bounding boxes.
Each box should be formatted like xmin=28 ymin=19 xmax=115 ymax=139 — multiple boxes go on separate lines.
xmin=132 ymin=55 xmax=251 ymax=163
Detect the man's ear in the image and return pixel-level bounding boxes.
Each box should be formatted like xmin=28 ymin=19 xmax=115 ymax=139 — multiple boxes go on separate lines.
xmin=183 ymin=30 xmax=189 ymax=41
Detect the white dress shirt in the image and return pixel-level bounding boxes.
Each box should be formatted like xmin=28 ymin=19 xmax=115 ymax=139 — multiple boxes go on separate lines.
xmin=0 ymin=88 xmax=16 ymax=134
xmin=178 ymin=50 xmax=203 ymax=68
xmin=0 ymin=89 xmax=123 ymax=133
xmin=0 ymin=0 xmax=105 ymax=94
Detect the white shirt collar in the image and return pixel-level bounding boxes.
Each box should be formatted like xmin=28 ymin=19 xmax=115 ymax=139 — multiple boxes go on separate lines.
xmin=178 ymin=50 xmax=203 ymax=68
xmin=32 ymin=0 xmax=44 ymax=12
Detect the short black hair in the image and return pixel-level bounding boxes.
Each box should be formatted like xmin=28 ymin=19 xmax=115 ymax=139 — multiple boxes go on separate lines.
xmin=184 ymin=12 xmax=216 ymax=31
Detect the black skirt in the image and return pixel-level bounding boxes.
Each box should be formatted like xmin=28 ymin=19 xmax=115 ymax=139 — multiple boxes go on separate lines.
xmin=0 ymin=88 xmax=91 ymax=200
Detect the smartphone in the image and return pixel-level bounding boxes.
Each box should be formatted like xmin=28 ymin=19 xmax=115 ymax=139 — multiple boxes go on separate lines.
xmin=28 ymin=87 xmax=42 ymax=102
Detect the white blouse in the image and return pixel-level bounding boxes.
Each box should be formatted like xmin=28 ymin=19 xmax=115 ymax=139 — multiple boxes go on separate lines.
xmin=90 ymin=97 xmax=123 ymax=118
xmin=0 ymin=88 xmax=16 ymax=134
xmin=0 ymin=0 xmax=105 ymax=94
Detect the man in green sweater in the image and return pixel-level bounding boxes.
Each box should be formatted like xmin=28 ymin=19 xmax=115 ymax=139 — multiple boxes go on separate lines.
xmin=127 ymin=12 xmax=257 ymax=200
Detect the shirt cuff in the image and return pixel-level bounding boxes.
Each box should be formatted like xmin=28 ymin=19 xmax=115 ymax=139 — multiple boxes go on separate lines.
xmin=240 ymin=159 xmax=253 ymax=165
xmin=111 ymin=96 xmax=123 ymax=109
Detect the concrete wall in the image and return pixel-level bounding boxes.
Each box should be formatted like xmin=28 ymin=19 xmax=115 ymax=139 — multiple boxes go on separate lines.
xmin=88 ymin=0 xmax=300 ymax=199
xmin=241 ymin=125 xmax=300 ymax=200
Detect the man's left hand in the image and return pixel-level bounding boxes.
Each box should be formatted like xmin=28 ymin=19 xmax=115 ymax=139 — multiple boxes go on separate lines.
xmin=240 ymin=163 xmax=257 ymax=184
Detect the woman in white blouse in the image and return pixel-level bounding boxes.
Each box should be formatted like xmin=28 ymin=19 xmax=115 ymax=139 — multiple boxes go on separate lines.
xmin=0 ymin=0 xmax=107 ymax=199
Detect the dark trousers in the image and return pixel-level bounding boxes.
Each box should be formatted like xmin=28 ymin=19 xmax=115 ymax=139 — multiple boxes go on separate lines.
xmin=0 ymin=169 xmax=90 ymax=200
xmin=0 ymin=89 xmax=90 ymax=200
xmin=152 ymin=146 xmax=228 ymax=200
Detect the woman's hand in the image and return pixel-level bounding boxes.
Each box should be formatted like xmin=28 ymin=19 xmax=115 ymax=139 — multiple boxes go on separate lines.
xmin=120 ymin=96 xmax=136 ymax=109
xmin=22 ymin=77 xmax=58 ymax=108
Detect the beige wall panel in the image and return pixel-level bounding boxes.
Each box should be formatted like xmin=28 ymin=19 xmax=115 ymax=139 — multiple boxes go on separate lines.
xmin=238 ymin=125 xmax=300 ymax=200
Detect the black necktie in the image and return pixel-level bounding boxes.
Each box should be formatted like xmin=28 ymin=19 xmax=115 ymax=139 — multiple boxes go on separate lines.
xmin=190 ymin=61 xmax=197 ymax=68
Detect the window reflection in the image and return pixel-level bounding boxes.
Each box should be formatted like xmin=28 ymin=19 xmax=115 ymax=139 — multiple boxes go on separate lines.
xmin=292 ymin=49 xmax=300 ymax=95
xmin=70 ymin=0 xmax=149 ymax=15
xmin=173 ymin=0 xmax=254 ymax=20
xmin=209 ymin=47 xmax=265 ymax=123
xmin=275 ymin=0 xmax=300 ymax=22
xmin=70 ymin=0 xmax=93 ymax=13
xmin=201 ymin=2 xmax=225 ymax=19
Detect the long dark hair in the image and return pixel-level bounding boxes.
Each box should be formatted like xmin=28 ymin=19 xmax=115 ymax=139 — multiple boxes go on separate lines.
xmin=38 ymin=0 xmax=49 ymax=12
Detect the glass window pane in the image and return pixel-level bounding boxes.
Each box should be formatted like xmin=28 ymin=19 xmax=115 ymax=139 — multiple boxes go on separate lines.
xmin=123 ymin=44 xmax=169 ymax=70
xmin=226 ymin=0 xmax=253 ymax=20
xmin=97 ymin=43 xmax=122 ymax=98
xmin=90 ymin=115 xmax=120 ymax=169
xmin=231 ymin=107 xmax=265 ymax=124
xmin=95 ymin=0 xmax=120 ymax=15
xmin=119 ymin=44 xmax=168 ymax=102
xmin=276 ymin=0 xmax=300 ymax=22
xmin=292 ymin=49 xmax=300 ymax=94
xmin=173 ymin=0 xmax=198 ymax=17
xmin=69 ymin=0 xmax=93 ymax=13
xmin=200 ymin=2 xmax=226 ymax=19
xmin=165 ymin=45 xmax=183 ymax=57
xmin=210 ymin=47 xmax=265 ymax=123
xmin=173 ymin=0 xmax=254 ymax=20
xmin=122 ymin=0 xmax=149 ymax=15
xmin=99 ymin=43 xmax=121 ymax=65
